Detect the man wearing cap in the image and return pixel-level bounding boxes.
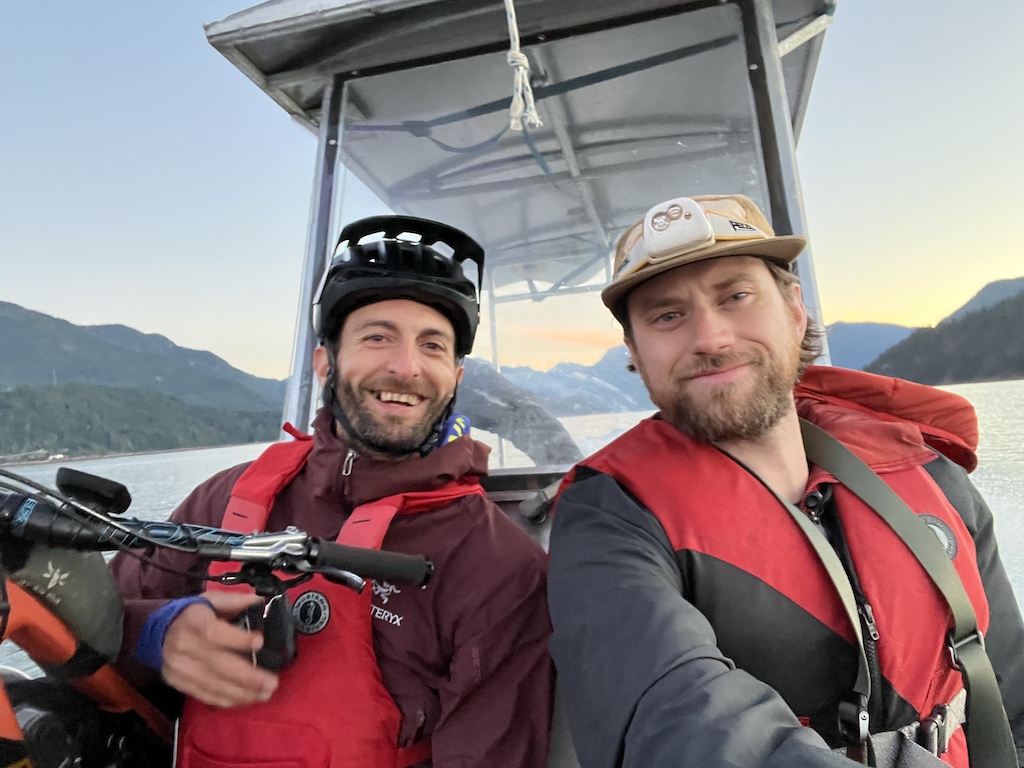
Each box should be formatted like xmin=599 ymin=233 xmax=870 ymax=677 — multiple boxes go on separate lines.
xmin=112 ymin=216 xmax=553 ymax=767
xmin=547 ymin=195 xmax=1024 ymax=767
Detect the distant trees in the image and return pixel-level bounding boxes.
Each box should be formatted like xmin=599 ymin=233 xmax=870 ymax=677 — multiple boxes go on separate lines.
xmin=866 ymin=292 xmax=1024 ymax=384
xmin=0 ymin=383 xmax=279 ymax=459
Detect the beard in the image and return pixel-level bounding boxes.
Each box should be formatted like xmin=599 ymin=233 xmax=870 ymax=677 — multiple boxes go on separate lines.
xmin=643 ymin=345 xmax=801 ymax=444
xmin=332 ymin=377 xmax=452 ymax=457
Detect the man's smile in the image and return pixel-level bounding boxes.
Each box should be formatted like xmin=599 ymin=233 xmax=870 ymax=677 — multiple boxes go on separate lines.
xmin=372 ymin=390 xmax=425 ymax=407
xmin=686 ymin=362 xmax=751 ymax=384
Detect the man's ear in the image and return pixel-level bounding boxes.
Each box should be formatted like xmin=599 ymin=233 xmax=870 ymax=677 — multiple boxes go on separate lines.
xmin=789 ymin=283 xmax=808 ymax=341
xmin=454 ymin=364 xmax=465 ymax=387
xmin=313 ymin=346 xmax=330 ymax=388
xmin=623 ymin=336 xmax=639 ymax=373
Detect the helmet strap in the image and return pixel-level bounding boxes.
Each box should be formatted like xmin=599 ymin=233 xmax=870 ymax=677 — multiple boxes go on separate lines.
xmin=322 ymin=353 xmax=363 ymax=447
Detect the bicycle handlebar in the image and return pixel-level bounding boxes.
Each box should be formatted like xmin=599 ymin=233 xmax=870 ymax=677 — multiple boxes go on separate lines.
xmin=0 ymin=485 xmax=433 ymax=587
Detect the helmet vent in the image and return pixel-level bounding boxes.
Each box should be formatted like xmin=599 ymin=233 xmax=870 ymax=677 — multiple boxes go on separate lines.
xmin=352 ymin=230 xmax=386 ymax=246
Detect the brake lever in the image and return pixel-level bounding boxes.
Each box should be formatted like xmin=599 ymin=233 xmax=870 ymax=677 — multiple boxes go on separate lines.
xmin=318 ymin=567 xmax=366 ymax=593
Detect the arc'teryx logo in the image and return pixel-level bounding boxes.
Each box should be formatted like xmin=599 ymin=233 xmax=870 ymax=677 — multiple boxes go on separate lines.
xmin=370 ymin=604 xmax=403 ymax=627
xmin=372 ymin=579 xmax=401 ymax=605
xmin=371 ymin=579 xmax=405 ymax=626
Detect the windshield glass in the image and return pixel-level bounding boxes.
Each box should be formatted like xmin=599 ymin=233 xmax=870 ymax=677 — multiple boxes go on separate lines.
xmin=332 ymin=2 xmax=766 ymax=468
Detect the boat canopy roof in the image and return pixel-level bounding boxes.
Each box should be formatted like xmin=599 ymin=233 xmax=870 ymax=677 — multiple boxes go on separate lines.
xmin=207 ymin=0 xmax=830 ymax=135
xmin=207 ymin=0 xmax=832 ymax=296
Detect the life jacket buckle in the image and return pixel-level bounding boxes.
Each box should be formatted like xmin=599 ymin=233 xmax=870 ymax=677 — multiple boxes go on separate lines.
xmin=837 ymin=700 xmax=870 ymax=762
xmin=917 ymin=703 xmax=948 ymax=756
xmin=947 ymin=629 xmax=983 ymax=669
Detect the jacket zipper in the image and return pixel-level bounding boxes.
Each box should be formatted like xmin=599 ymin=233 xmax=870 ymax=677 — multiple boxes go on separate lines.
xmin=341 ymin=449 xmax=356 ymax=496
xmin=806 ymin=485 xmax=884 ymax=721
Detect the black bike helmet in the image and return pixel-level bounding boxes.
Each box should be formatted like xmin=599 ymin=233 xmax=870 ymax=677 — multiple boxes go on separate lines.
xmin=313 ymin=216 xmax=485 ymax=358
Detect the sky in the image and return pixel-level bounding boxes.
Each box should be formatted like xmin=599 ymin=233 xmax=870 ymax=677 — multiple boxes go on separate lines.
xmin=2 ymin=1 xmax=1022 ymax=379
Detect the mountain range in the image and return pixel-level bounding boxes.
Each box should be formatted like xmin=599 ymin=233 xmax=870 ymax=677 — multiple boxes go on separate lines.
xmin=823 ymin=322 xmax=916 ymax=372
xmin=939 ymin=276 xmax=1024 ymax=325
xmin=867 ymin=289 xmax=1024 ymax=384
xmin=0 ymin=301 xmax=284 ymax=412
xmin=2 ymin=273 xmax=1022 ymax=458
xmin=476 ymin=276 xmax=1024 ymax=413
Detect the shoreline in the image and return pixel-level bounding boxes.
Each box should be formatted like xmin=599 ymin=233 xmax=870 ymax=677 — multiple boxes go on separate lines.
xmin=0 ymin=441 xmax=272 ymax=468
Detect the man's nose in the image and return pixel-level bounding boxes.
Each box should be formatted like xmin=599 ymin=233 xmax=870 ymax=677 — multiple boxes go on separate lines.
xmin=690 ymin=306 xmax=735 ymax=354
xmin=387 ymin=339 xmax=422 ymax=378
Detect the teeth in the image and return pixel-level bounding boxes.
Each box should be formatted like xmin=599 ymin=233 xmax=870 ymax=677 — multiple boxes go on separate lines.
xmin=376 ymin=391 xmax=423 ymax=406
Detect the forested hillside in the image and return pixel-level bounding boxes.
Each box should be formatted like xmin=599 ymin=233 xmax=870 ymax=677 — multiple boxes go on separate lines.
xmin=0 ymin=301 xmax=283 ymax=412
xmin=0 ymin=383 xmax=278 ymax=458
xmin=866 ymin=291 xmax=1024 ymax=384
xmin=939 ymin=276 xmax=1024 ymax=325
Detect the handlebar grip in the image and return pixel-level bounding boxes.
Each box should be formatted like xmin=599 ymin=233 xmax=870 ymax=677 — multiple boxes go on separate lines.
xmin=0 ymin=489 xmax=101 ymax=550
xmin=310 ymin=539 xmax=433 ymax=587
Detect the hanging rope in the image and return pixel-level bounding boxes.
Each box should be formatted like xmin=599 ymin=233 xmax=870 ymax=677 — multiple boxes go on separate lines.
xmin=504 ymin=0 xmax=543 ymax=131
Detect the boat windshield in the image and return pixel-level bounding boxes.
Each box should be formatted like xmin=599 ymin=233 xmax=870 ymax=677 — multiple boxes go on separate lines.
xmin=331 ymin=2 xmax=771 ymax=468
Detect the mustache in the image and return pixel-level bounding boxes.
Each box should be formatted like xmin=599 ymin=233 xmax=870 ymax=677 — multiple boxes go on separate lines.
xmin=681 ymin=352 xmax=762 ymax=379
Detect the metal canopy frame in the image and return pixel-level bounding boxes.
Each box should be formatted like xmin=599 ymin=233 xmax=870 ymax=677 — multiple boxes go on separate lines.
xmin=205 ymin=0 xmax=837 ymax=432
xmin=741 ymin=0 xmax=832 ymax=362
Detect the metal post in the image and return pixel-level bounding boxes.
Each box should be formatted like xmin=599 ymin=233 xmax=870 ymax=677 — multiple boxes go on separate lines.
xmin=280 ymin=75 xmax=344 ymax=434
xmin=740 ymin=0 xmax=831 ymax=362
xmin=486 ymin=269 xmax=507 ymax=466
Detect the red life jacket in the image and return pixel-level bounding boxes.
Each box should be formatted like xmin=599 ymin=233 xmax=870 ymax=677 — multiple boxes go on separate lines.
xmin=574 ymin=368 xmax=987 ymax=767
xmin=176 ymin=432 xmax=486 ymax=768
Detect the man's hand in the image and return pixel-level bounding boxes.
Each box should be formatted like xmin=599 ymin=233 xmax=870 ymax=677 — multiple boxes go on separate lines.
xmin=162 ymin=591 xmax=280 ymax=708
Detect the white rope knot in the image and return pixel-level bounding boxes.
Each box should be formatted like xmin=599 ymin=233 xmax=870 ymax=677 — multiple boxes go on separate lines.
xmin=506 ymin=50 xmax=529 ymax=69
xmin=504 ymin=0 xmax=542 ymax=131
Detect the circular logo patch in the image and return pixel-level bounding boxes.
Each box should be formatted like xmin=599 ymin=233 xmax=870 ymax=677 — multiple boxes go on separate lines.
xmin=293 ymin=591 xmax=330 ymax=635
xmin=919 ymin=514 xmax=958 ymax=560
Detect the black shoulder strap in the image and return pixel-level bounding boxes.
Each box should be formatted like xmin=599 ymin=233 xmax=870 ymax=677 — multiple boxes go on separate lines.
xmin=799 ymin=419 xmax=1016 ymax=768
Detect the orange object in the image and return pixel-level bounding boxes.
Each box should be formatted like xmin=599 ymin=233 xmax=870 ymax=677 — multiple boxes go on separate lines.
xmin=1 ymin=580 xmax=173 ymax=747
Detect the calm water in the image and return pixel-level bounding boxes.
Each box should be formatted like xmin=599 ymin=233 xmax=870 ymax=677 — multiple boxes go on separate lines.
xmin=3 ymin=379 xmax=1023 ymax=673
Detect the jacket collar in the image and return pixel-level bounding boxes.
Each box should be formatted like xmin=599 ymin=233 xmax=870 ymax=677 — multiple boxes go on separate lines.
xmin=306 ymin=407 xmax=490 ymax=507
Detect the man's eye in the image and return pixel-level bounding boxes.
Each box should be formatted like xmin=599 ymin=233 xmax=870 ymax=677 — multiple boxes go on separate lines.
xmin=726 ymin=292 xmax=750 ymax=303
xmin=656 ymin=311 xmax=682 ymax=323
xmin=363 ymin=334 xmax=387 ymax=342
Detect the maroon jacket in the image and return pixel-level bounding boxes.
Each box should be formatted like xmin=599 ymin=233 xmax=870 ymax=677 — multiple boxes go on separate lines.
xmin=111 ymin=408 xmax=553 ymax=767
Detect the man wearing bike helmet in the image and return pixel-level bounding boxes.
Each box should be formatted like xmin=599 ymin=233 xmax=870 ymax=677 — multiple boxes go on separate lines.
xmin=112 ymin=216 xmax=553 ymax=768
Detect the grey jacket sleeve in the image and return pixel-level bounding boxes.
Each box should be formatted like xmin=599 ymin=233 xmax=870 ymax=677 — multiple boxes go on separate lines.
xmin=923 ymin=454 xmax=1024 ymax=760
xmin=547 ymin=469 xmax=857 ymax=768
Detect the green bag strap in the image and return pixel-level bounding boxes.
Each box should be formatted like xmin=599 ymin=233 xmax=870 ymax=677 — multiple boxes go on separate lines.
xmin=799 ymin=418 xmax=1017 ymax=768
xmin=758 ymin=474 xmax=872 ymax=745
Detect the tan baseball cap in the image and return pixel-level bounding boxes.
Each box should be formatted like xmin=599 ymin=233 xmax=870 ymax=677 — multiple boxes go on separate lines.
xmin=601 ymin=194 xmax=806 ymax=318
